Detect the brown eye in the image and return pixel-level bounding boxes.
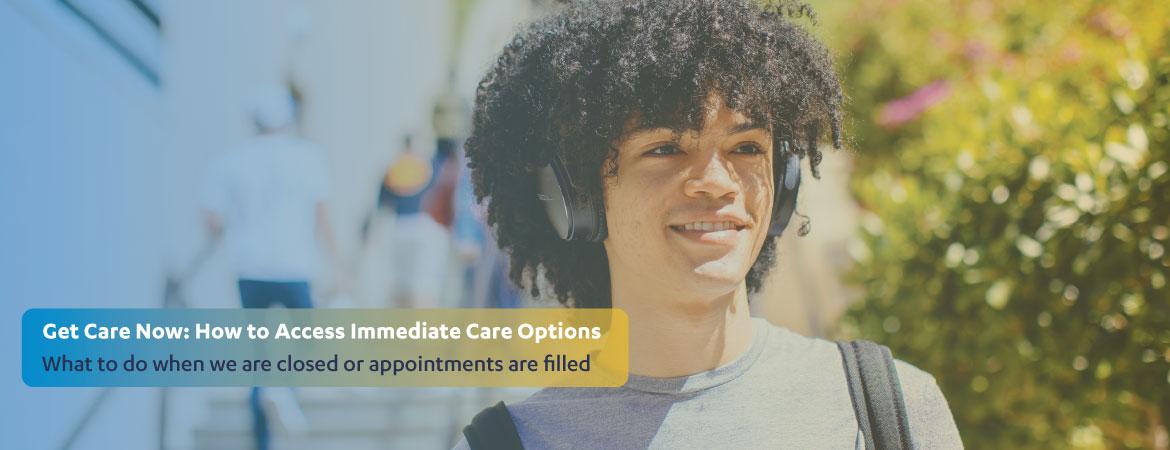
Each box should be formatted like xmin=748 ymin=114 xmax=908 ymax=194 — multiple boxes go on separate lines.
xmin=733 ymin=143 xmax=765 ymax=155
xmin=645 ymin=144 xmax=681 ymax=156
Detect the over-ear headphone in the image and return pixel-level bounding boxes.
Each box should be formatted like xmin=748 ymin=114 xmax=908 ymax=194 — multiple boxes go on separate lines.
xmin=536 ymin=155 xmax=607 ymax=241
xmin=536 ymin=142 xmax=802 ymax=242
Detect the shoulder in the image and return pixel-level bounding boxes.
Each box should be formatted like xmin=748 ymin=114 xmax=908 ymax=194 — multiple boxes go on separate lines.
xmin=890 ymin=358 xmax=965 ymax=449
xmin=279 ymin=137 xmax=329 ymax=179
xmin=754 ymin=319 xmax=845 ymax=374
xmin=759 ymin=320 xmax=963 ymax=448
xmin=283 ymin=136 xmax=326 ymax=160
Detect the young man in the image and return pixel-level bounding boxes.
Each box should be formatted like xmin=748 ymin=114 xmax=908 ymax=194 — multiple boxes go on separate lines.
xmin=457 ymin=0 xmax=962 ymax=448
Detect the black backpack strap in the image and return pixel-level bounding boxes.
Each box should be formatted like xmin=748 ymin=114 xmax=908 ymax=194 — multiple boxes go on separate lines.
xmin=462 ymin=401 xmax=524 ymax=450
xmin=837 ymin=340 xmax=914 ymax=450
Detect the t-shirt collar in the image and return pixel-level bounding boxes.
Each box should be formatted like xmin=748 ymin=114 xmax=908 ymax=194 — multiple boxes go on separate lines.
xmin=621 ymin=318 xmax=770 ymax=395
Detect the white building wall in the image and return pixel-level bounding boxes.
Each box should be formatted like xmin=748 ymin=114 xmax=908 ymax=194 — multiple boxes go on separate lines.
xmin=0 ymin=0 xmax=166 ymax=448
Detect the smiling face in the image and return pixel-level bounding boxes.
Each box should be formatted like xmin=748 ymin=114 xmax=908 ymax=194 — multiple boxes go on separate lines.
xmin=603 ymin=95 xmax=775 ymax=301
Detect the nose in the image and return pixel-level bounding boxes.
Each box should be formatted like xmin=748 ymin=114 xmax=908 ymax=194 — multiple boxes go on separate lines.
xmin=683 ymin=151 xmax=739 ymax=200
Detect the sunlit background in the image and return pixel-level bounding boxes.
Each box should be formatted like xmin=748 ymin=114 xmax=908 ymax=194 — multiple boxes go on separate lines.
xmin=1 ymin=0 xmax=1166 ymax=449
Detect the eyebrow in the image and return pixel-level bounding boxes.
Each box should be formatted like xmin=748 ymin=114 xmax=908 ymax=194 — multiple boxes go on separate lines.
xmin=728 ymin=121 xmax=769 ymax=135
xmin=627 ymin=122 xmax=767 ymax=138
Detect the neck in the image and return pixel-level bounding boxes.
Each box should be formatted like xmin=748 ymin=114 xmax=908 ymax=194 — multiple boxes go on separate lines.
xmin=610 ymin=276 xmax=756 ymax=378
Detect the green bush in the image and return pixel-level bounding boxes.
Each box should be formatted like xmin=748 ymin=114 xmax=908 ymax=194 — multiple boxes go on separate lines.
xmin=828 ymin=0 xmax=1170 ymax=448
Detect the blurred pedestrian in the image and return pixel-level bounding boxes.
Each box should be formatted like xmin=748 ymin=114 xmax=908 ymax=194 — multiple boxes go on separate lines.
xmin=361 ymin=135 xmax=452 ymax=308
xmin=201 ymin=84 xmax=335 ymax=450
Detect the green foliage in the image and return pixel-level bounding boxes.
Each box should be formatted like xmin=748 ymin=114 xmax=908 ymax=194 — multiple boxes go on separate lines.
xmin=829 ymin=0 xmax=1170 ymax=448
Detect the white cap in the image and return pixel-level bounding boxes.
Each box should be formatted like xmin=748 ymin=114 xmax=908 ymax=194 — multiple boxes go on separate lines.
xmin=252 ymin=84 xmax=296 ymax=131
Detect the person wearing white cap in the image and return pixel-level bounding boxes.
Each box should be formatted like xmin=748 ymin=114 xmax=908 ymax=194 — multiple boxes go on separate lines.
xmin=200 ymin=83 xmax=335 ymax=450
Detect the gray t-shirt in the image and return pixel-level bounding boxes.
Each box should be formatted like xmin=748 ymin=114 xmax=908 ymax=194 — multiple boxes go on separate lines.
xmin=456 ymin=318 xmax=963 ymax=449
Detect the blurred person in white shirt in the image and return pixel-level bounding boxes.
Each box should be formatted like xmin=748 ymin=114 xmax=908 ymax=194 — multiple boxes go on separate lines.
xmin=201 ymin=84 xmax=335 ymax=450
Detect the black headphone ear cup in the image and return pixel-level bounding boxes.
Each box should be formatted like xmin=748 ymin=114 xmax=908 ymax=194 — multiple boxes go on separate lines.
xmin=586 ymin=188 xmax=607 ymax=242
xmin=768 ymin=150 xmax=801 ymax=237
xmin=537 ymin=162 xmax=574 ymax=240
xmin=569 ymin=168 xmax=605 ymax=242
xmin=537 ymin=158 xmax=606 ymax=242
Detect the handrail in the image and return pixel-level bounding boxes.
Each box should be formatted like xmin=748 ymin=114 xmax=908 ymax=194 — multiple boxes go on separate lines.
xmin=158 ymin=237 xmax=219 ymax=450
xmin=58 ymin=237 xmax=219 ymax=450
xmin=58 ymin=388 xmax=113 ymax=450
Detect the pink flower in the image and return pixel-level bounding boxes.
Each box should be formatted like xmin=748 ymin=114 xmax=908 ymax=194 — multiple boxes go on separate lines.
xmin=963 ymin=40 xmax=991 ymax=63
xmin=876 ymin=80 xmax=952 ymax=129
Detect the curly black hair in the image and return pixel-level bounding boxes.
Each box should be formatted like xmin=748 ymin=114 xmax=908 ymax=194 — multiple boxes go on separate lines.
xmin=465 ymin=0 xmax=843 ymax=308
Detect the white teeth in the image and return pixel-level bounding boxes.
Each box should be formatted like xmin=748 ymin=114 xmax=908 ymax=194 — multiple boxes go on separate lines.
xmin=678 ymin=222 xmax=738 ymax=232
